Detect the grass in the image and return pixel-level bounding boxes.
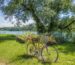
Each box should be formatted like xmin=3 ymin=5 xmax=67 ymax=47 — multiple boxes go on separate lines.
xmin=0 ymin=34 xmax=75 ymax=65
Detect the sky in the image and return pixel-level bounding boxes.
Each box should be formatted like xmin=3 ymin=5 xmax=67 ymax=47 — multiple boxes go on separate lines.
xmin=0 ymin=11 xmax=14 ymax=27
xmin=0 ymin=0 xmax=75 ymax=28
xmin=0 ymin=11 xmax=34 ymax=28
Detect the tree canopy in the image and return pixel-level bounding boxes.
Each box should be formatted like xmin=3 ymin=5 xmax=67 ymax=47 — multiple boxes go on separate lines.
xmin=0 ymin=0 xmax=75 ymax=33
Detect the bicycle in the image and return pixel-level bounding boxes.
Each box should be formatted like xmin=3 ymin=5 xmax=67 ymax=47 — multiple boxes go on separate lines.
xmin=26 ymin=35 xmax=59 ymax=63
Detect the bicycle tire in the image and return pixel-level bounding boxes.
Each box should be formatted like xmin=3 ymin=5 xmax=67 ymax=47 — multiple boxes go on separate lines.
xmin=41 ymin=45 xmax=58 ymax=62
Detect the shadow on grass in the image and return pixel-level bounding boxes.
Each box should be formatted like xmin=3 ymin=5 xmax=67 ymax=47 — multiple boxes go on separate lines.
xmin=38 ymin=60 xmax=52 ymax=65
xmin=9 ymin=54 xmax=35 ymax=63
xmin=9 ymin=54 xmax=52 ymax=65
xmin=0 ymin=35 xmax=16 ymax=42
xmin=58 ymin=43 xmax=75 ymax=54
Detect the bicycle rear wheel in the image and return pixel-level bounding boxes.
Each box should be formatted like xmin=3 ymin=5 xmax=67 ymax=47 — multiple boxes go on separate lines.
xmin=42 ymin=46 xmax=58 ymax=62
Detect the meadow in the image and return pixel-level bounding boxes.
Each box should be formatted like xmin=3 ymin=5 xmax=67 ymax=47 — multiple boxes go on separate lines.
xmin=0 ymin=34 xmax=75 ymax=65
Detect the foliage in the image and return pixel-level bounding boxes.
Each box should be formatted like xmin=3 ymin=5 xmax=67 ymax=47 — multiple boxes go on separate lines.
xmin=16 ymin=33 xmax=57 ymax=46
xmin=0 ymin=23 xmax=36 ymax=31
xmin=0 ymin=34 xmax=16 ymax=41
xmin=0 ymin=0 xmax=75 ymax=33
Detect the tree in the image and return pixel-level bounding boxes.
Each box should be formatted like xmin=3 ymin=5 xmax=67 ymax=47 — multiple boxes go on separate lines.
xmin=0 ymin=0 xmax=75 ymax=33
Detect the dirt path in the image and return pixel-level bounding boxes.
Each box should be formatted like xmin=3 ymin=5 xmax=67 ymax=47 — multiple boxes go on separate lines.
xmin=0 ymin=62 xmax=7 ymax=65
xmin=0 ymin=59 xmax=8 ymax=65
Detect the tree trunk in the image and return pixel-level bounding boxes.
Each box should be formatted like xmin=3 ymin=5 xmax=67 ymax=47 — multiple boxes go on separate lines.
xmin=22 ymin=3 xmax=46 ymax=33
xmin=31 ymin=9 xmax=46 ymax=34
xmin=47 ymin=17 xmax=54 ymax=33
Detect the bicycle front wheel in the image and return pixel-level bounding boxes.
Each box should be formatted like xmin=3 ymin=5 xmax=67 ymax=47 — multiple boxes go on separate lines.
xmin=42 ymin=46 xmax=58 ymax=62
xmin=27 ymin=44 xmax=35 ymax=56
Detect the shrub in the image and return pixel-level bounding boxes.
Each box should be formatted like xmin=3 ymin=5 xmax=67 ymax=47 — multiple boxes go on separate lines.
xmin=16 ymin=36 xmax=25 ymax=43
